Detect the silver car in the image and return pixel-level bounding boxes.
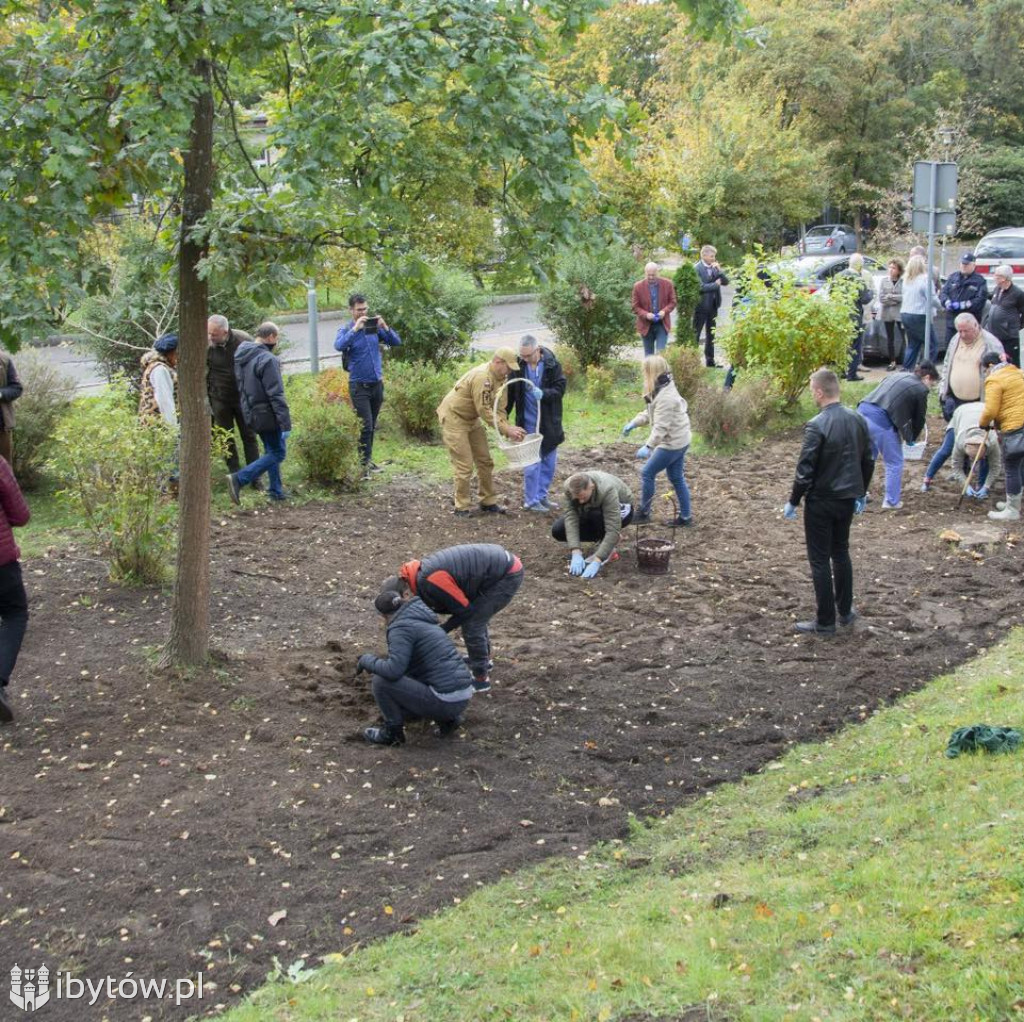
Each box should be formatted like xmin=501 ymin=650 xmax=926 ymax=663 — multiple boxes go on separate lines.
xmin=972 ymin=227 xmax=1024 ymax=292
xmin=800 ymin=224 xmax=857 ymax=255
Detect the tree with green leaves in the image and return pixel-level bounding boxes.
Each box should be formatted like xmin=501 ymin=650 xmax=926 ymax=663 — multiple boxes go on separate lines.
xmin=0 ymin=0 xmax=652 ymax=665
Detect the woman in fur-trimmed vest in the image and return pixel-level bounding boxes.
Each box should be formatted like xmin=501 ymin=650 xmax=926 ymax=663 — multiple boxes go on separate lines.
xmin=138 ymin=334 xmax=179 ymax=426
xmin=622 ymin=355 xmax=694 ymax=527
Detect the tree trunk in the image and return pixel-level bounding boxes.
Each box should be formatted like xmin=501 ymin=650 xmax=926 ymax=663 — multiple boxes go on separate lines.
xmin=163 ymin=57 xmax=214 ymax=666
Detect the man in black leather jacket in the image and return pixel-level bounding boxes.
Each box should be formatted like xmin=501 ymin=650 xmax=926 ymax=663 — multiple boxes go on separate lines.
xmin=783 ymin=369 xmax=874 ymax=636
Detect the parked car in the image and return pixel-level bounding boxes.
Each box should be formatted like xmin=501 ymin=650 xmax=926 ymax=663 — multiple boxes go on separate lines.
xmin=767 ymin=254 xmax=880 ymax=293
xmin=972 ymin=227 xmax=1024 ymax=293
xmin=799 ymin=224 xmax=857 ymax=255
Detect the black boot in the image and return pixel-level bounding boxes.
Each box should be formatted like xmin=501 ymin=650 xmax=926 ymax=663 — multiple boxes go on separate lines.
xmin=363 ymin=724 xmax=405 ymax=746
xmin=435 ymin=717 xmax=462 ymax=738
xmin=0 ymin=686 xmax=13 ymax=724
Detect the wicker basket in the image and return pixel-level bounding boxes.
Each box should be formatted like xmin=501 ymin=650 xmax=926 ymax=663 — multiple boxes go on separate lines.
xmin=902 ymin=424 xmax=928 ymax=461
xmin=636 ymin=536 xmax=675 ymax=575
xmin=634 ymin=495 xmax=678 ymax=575
xmin=493 ymin=378 xmax=543 ymax=469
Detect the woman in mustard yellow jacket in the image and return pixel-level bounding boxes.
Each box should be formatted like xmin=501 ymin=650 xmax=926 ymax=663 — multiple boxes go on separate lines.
xmin=980 ymin=352 xmax=1024 ymax=521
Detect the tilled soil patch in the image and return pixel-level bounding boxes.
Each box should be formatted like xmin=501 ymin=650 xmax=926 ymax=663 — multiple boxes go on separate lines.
xmin=2 ymin=422 xmax=1021 ymax=1020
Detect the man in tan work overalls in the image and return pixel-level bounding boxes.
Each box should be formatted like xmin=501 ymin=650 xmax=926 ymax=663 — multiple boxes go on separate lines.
xmin=437 ymin=348 xmax=526 ymax=516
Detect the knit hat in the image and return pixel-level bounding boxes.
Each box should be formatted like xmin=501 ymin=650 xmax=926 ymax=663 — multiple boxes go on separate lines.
xmin=154 ymin=333 xmax=178 ymax=353
xmin=493 ymin=347 xmax=519 ymax=367
xmin=374 ymin=591 xmax=403 ymax=616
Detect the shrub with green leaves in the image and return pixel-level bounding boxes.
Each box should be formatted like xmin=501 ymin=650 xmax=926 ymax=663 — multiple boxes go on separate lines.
xmin=585 ymin=365 xmax=614 ymax=403
xmin=290 ymin=398 xmax=362 ymax=489
xmin=720 ymin=255 xmax=855 ymax=406
xmin=10 ymin=350 xmax=76 ymax=489
xmin=665 ymin=344 xmax=706 ymax=403
xmin=384 ymin=360 xmax=455 ymax=439
xmin=672 ymin=260 xmax=701 ymax=345
xmin=552 ymin=344 xmax=582 ymax=391
xmin=49 ymin=383 xmax=177 ymax=584
xmin=539 ymin=248 xmax=639 ymax=368
xmin=690 ymin=382 xmax=753 ymax=449
xmin=353 ymin=259 xmax=484 ymax=368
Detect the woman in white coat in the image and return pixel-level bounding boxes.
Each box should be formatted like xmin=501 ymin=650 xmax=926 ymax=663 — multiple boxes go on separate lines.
xmin=622 ymin=355 xmax=694 ymax=526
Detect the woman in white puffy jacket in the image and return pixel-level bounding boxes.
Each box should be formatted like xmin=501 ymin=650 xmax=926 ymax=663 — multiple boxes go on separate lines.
xmin=622 ymin=355 xmax=694 ymax=527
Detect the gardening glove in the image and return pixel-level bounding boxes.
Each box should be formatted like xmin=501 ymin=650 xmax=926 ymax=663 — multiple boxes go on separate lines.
xmin=636 ymin=445 xmax=651 ymax=460
xmin=281 ymin=430 xmax=292 ymax=440
xmin=621 ymin=422 xmax=635 ymax=436
xmin=853 ymin=496 xmax=867 ymax=514
xmin=782 ymin=502 xmax=798 ymax=521
xmin=581 ymin=559 xmax=602 ymax=579
xmin=356 ymin=654 xmax=375 ymax=675
xmin=529 ymin=383 xmax=544 ymax=400
xmin=569 ymin=551 xmax=586 ymax=576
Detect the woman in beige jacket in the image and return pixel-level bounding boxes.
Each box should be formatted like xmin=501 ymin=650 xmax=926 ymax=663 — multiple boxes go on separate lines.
xmin=622 ymin=355 xmax=694 ymax=526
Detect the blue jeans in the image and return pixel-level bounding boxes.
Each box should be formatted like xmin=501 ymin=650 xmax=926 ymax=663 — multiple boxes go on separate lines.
xmin=859 ymin=402 xmax=904 ymax=505
xmin=901 ymin=313 xmax=926 ymax=370
xmin=642 ymin=321 xmax=669 ymax=356
xmin=640 ymin=445 xmax=691 ymax=519
xmin=524 ymin=449 xmax=558 ymax=506
xmin=236 ymin=430 xmax=286 ymax=498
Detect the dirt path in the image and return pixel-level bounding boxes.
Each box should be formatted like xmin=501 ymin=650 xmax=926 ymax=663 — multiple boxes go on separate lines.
xmin=2 ymin=421 xmax=1021 ymax=1019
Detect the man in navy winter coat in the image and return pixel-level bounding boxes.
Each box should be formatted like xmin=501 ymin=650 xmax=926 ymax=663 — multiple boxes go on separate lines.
xmin=227 ymin=322 xmax=292 ymax=503
xmin=357 ymin=590 xmax=475 ymax=747
xmin=939 ymin=252 xmax=989 ymax=352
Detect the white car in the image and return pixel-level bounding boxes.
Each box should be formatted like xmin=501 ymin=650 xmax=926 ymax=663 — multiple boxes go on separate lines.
xmin=973 ymin=227 xmax=1024 ymax=293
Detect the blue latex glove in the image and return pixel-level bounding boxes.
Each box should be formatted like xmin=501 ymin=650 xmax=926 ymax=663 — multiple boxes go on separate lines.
xmin=621 ymin=422 xmax=635 ymax=436
xmin=636 ymin=445 xmax=651 ymax=460
xmin=944 ymin=300 xmax=953 ymax=310
xmin=281 ymin=430 xmax=292 ymax=440
xmin=783 ymin=502 xmax=798 ymax=521
xmin=530 ymin=383 xmax=544 ymax=400
xmin=581 ymin=559 xmax=602 ymax=579
xmin=569 ymin=551 xmax=586 ymax=576
xmin=853 ymin=496 xmax=866 ymax=514
xmin=653 ymin=312 xmax=661 ymax=322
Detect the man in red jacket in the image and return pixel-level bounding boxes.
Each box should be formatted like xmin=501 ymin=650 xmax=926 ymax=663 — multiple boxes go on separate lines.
xmin=0 ymin=455 xmax=30 ymax=723
xmin=631 ymin=262 xmax=677 ymax=357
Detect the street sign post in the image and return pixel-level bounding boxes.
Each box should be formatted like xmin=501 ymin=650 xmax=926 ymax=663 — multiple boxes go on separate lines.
xmin=912 ymin=161 xmax=957 ymax=352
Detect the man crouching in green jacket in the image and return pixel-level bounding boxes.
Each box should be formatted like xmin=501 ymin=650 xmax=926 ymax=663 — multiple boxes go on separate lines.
xmin=552 ymin=470 xmax=633 ymax=580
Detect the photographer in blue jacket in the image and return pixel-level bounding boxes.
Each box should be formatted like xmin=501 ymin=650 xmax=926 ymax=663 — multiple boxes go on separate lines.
xmin=334 ymin=293 xmax=402 ymax=479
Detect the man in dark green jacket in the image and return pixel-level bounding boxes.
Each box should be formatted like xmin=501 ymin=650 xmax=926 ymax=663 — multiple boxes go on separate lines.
xmin=552 ymin=470 xmax=633 ymax=579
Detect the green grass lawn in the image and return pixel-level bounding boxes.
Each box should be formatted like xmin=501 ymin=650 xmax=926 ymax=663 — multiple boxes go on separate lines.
xmin=224 ymin=630 xmax=1024 ymax=1022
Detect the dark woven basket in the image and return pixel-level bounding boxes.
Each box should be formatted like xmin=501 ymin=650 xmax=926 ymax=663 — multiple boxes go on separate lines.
xmin=636 ymin=536 xmax=675 ymax=575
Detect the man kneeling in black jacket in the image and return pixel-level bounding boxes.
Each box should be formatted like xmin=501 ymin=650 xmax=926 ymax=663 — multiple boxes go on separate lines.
xmin=357 ymin=590 xmax=476 ymax=747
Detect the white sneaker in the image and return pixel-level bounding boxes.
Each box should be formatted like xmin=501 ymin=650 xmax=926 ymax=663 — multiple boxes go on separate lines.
xmin=881 ymin=500 xmax=903 ymax=510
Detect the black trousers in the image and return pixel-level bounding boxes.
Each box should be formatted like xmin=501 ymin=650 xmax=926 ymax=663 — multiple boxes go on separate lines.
xmin=351 ymin=380 xmax=385 ymax=465
xmin=210 ymin=396 xmax=260 ymax=473
xmin=551 ymin=505 xmax=634 ymax=546
xmin=371 ymin=674 xmax=469 ymax=727
xmin=454 ymin=568 xmax=524 ymax=675
xmin=803 ymin=497 xmax=855 ymax=628
xmin=693 ymin=304 xmax=718 ymax=366
xmin=0 ymin=560 xmax=28 ymax=688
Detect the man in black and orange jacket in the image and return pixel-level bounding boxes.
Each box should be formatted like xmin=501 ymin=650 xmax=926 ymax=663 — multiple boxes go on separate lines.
xmin=382 ymin=544 xmax=524 ymax=693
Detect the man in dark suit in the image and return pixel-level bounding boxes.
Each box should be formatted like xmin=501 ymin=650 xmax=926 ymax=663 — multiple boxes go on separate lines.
xmin=693 ymin=245 xmax=729 ymax=367
xmin=631 ymin=262 xmax=677 ymax=357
